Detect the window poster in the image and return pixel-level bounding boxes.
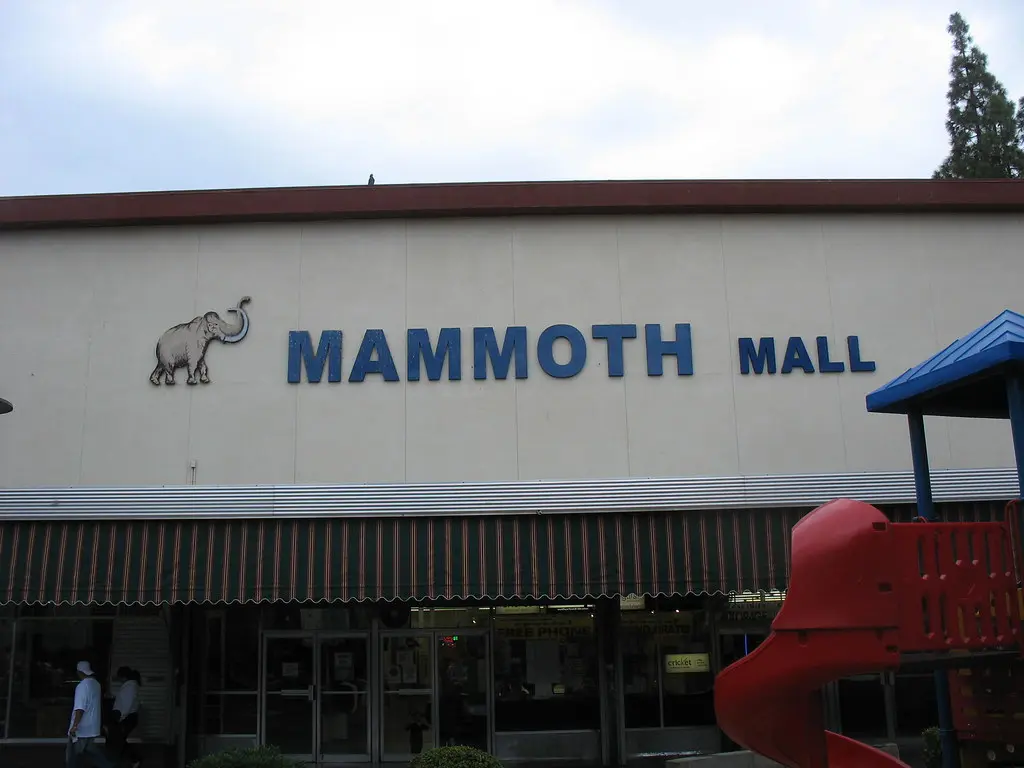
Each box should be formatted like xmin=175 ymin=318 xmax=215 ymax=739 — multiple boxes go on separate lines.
xmin=333 ymin=652 xmax=353 ymax=682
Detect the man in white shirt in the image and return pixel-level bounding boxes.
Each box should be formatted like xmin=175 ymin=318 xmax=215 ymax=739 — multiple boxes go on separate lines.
xmin=67 ymin=661 xmax=114 ymax=768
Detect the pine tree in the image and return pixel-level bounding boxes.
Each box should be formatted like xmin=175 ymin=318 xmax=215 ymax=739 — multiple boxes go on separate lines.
xmin=934 ymin=12 xmax=1024 ymax=179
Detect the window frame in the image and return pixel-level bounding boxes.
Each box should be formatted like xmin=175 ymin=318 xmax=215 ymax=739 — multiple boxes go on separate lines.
xmin=621 ymin=611 xmax=715 ymax=732
xmin=492 ymin=605 xmax=602 ymax=733
xmin=198 ymin=608 xmax=259 ymax=737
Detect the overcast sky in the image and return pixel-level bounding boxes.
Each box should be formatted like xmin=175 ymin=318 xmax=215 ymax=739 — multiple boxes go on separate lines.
xmin=2 ymin=1 xmax=1022 ymax=196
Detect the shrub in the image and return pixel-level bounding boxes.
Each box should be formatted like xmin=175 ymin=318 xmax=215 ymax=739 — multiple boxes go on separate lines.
xmin=922 ymin=726 xmax=941 ymax=768
xmin=187 ymin=745 xmax=299 ymax=768
xmin=410 ymin=745 xmax=504 ymax=768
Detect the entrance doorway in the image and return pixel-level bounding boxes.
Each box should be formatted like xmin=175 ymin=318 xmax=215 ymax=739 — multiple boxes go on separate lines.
xmin=261 ymin=629 xmax=490 ymax=764
xmin=379 ymin=631 xmax=491 ymax=762
xmin=261 ymin=632 xmax=371 ymax=764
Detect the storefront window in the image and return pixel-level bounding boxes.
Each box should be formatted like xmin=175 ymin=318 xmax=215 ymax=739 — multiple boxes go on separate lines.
xmin=621 ymin=610 xmax=715 ymax=729
xmin=621 ymin=628 xmax=660 ymax=728
xmin=492 ymin=606 xmax=600 ymax=732
xmin=201 ymin=608 xmax=259 ymax=735
xmin=7 ymin=615 xmax=114 ymax=738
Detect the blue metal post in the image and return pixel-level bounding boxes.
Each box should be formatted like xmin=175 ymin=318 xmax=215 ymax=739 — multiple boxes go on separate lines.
xmin=908 ymin=411 xmax=959 ymax=768
xmin=1007 ymin=376 xmax=1024 ymax=495
xmin=908 ymin=411 xmax=936 ymax=521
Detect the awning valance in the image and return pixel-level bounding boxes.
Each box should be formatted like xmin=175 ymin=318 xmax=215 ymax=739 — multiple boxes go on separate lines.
xmin=0 ymin=501 xmax=1002 ymax=605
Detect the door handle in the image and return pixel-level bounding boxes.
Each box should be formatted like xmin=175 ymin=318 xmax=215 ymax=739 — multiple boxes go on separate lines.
xmin=308 ymin=684 xmax=316 ymax=702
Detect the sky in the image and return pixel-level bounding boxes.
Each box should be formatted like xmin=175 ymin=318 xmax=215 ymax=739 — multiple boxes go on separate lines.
xmin=1 ymin=0 xmax=1023 ymax=196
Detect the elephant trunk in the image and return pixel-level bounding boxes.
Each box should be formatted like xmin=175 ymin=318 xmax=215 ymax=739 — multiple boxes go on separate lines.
xmin=220 ymin=296 xmax=252 ymax=343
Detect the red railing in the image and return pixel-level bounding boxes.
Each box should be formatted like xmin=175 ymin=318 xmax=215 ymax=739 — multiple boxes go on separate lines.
xmin=890 ymin=519 xmax=1019 ymax=652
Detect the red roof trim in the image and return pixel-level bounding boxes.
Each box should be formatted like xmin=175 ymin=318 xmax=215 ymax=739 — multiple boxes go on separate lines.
xmin=1 ymin=179 xmax=1023 ymax=230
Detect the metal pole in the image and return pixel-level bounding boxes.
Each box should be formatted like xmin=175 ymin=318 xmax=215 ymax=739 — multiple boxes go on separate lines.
xmin=908 ymin=412 xmax=959 ymax=768
xmin=908 ymin=411 xmax=935 ymax=521
xmin=883 ymin=671 xmax=898 ymax=742
xmin=0 ymin=401 xmax=10 ymax=743
xmin=1006 ymin=376 xmax=1024 ymax=495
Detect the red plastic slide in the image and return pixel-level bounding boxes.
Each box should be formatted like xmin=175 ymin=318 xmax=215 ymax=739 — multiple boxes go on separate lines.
xmin=714 ymin=498 xmax=1022 ymax=768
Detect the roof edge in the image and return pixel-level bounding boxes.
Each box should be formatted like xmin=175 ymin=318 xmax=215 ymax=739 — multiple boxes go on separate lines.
xmin=865 ymin=310 xmax=1024 ymax=415
xmin=2 ymin=179 xmax=1024 ymax=231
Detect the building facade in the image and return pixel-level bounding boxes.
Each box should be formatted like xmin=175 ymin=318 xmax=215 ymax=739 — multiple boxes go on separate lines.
xmin=0 ymin=179 xmax=1022 ymax=767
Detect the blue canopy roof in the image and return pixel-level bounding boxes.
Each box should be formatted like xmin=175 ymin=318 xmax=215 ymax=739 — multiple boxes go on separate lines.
xmin=865 ymin=309 xmax=1024 ymax=417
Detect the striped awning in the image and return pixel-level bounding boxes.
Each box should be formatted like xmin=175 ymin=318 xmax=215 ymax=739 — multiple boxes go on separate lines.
xmin=0 ymin=501 xmax=1003 ymax=605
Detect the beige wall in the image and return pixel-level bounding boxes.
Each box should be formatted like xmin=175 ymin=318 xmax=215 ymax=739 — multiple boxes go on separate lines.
xmin=0 ymin=213 xmax=1021 ymax=488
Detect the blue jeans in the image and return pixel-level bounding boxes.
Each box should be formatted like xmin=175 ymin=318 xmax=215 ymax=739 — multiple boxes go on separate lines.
xmin=66 ymin=737 xmax=115 ymax=768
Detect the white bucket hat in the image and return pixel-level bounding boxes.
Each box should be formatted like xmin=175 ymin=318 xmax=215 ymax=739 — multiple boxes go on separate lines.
xmin=76 ymin=661 xmax=94 ymax=676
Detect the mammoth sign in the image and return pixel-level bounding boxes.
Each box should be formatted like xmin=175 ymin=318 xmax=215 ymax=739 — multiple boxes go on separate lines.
xmin=149 ymin=297 xmax=252 ymax=385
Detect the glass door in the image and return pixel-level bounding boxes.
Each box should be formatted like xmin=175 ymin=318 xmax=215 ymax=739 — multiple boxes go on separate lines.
xmin=262 ymin=633 xmax=315 ymax=762
xmin=318 ymin=634 xmax=371 ymax=763
xmin=436 ymin=632 xmax=490 ymax=751
xmin=380 ymin=633 xmax=434 ymax=761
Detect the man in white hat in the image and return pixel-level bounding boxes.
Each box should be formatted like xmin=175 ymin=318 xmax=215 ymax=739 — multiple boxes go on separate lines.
xmin=67 ymin=661 xmax=114 ymax=768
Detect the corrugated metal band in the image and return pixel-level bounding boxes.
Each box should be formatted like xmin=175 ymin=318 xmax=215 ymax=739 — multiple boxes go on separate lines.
xmin=0 ymin=501 xmax=1005 ymax=606
xmin=0 ymin=467 xmax=1017 ymax=520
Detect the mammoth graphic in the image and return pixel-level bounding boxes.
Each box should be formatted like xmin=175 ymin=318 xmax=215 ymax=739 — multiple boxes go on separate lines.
xmin=149 ymin=297 xmax=252 ymax=386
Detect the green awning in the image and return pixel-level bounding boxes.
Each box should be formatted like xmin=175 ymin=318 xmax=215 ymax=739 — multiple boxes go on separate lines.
xmin=0 ymin=502 xmax=1000 ymax=605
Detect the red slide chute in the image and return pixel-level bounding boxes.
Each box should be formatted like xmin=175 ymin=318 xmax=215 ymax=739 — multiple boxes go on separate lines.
xmin=714 ymin=498 xmax=1022 ymax=768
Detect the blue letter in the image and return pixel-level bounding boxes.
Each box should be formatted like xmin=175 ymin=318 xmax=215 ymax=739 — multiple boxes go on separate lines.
xmin=407 ymin=328 xmax=462 ymax=381
xmin=816 ymin=336 xmax=845 ymax=373
xmin=645 ymin=324 xmax=693 ymax=376
xmin=349 ymin=329 xmax=400 ymax=382
xmin=592 ymin=324 xmax=637 ymax=377
xmin=473 ymin=327 xmax=528 ymax=380
xmin=848 ymin=336 xmax=876 ymax=372
xmin=738 ymin=337 xmax=777 ymax=375
xmin=537 ymin=324 xmax=587 ymax=379
xmin=781 ymin=337 xmax=815 ymax=374
xmin=288 ymin=330 xmax=342 ymax=383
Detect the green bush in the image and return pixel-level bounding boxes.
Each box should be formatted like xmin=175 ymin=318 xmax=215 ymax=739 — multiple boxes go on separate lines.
xmin=922 ymin=726 xmax=941 ymax=768
xmin=410 ymin=745 xmax=504 ymax=768
xmin=187 ymin=745 xmax=299 ymax=768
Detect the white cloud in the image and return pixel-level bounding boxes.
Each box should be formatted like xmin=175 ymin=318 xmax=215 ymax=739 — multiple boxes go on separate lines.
xmin=19 ymin=0 xmax=1024 ymax=184
xmin=65 ymin=2 xmax=672 ymax=152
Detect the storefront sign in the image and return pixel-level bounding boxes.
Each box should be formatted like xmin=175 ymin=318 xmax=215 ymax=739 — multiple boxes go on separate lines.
xmin=720 ymin=596 xmax=783 ymax=625
xmin=621 ymin=611 xmax=694 ymax=638
xmin=663 ymin=653 xmax=710 ymax=674
xmin=738 ymin=335 xmax=875 ymax=375
xmin=721 ymin=608 xmax=778 ymax=624
xmin=493 ymin=613 xmax=594 ymax=639
xmin=619 ymin=594 xmax=646 ymax=611
xmin=286 ymin=325 xmax=874 ymax=383
xmin=494 ymin=606 xmax=541 ymax=615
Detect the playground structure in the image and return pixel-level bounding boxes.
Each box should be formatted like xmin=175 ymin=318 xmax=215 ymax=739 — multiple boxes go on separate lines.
xmin=714 ymin=310 xmax=1024 ymax=768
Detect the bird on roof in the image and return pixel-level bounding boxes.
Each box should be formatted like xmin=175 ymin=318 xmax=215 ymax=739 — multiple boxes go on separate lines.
xmin=368 ymin=174 xmax=375 ymax=186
